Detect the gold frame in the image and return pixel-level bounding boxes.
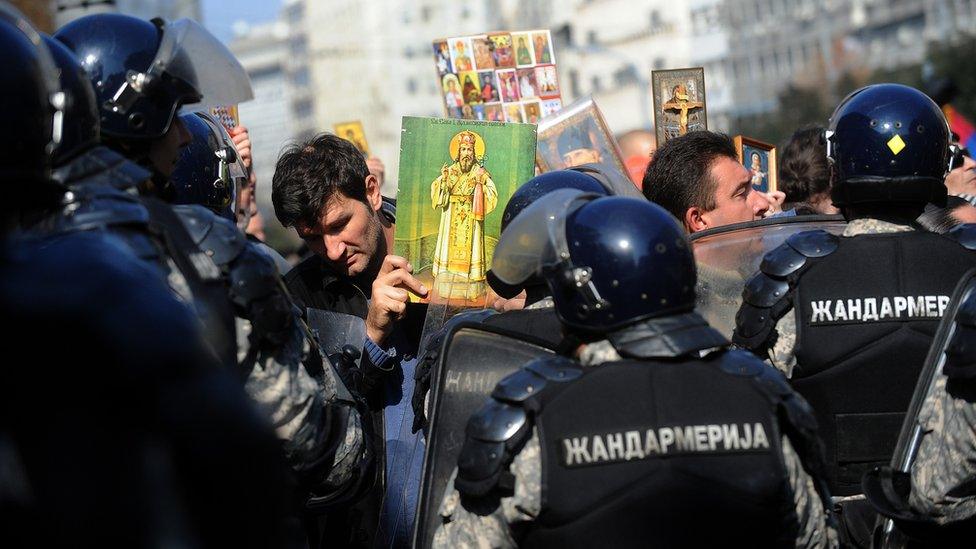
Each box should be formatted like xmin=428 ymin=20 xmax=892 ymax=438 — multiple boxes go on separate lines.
xmin=734 ymin=135 xmax=777 ymax=193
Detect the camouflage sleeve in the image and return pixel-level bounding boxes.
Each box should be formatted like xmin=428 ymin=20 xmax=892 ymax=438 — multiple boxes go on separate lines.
xmin=909 ymin=375 xmax=976 ymax=523
xmin=782 ymin=435 xmax=839 ymax=548
xmin=241 ymin=318 xmax=368 ymax=494
xmin=770 ymin=309 xmax=798 ymax=378
xmin=432 ymin=428 xmax=542 ymax=548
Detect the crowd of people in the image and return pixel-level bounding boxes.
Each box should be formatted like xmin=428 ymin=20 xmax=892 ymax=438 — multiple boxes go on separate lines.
xmin=3 ymin=2 xmax=976 ymax=548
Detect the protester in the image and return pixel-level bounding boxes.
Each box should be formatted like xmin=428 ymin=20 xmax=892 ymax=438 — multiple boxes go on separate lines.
xmin=778 ymin=126 xmax=839 ymax=214
xmin=732 ymin=83 xmax=976 ymax=547
xmin=435 ymin=193 xmax=836 ymax=548
xmin=642 ymin=131 xmax=773 ymax=232
xmin=617 ymin=128 xmax=656 ymax=186
xmin=272 ymin=133 xmax=425 ymax=547
xmin=946 ymin=136 xmax=976 ymax=202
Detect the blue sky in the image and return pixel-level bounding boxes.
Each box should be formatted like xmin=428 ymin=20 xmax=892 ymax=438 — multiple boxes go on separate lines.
xmin=201 ymin=0 xmax=281 ymax=43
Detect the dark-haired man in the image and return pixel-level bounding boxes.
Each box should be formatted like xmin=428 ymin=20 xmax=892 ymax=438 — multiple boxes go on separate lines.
xmin=642 ymin=131 xmax=771 ymax=233
xmin=273 ymin=133 xmax=427 ymax=547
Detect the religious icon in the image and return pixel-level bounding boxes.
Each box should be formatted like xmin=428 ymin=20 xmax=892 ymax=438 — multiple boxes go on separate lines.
xmin=513 ymin=32 xmax=534 ymax=67
xmin=472 ymin=104 xmax=486 ymax=121
xmin=497 ymin=69 xmax=520 ymax=103
xmin=537 ymin=96 xmax=628 ymax=176
xmin=210 ymin=105 xmax=239 ymax=130
xmin=433 ymin=40 xmax=453 ymax=75
xmin=460 ymin=71 xmax=482 ymax=105
xmin=449 ymin=37 xmax=473 ymax=72
xmin=488 ymin=33 xmax=515 ymax=68
xmin=517 ymin=68 xmax=538 ymax=99
xmin=541 ymin=98 xmax=562 ymax=117
xmin=652 ymin=67 xmax=707 ymax=145
xmin=523 ymin=101 xmax=542 ymax=124
xmin=532 ymin=31 xmax=553 ymax=64
xmin=461 ymin=104 xmax=475 ymax=120
xmin=534 ymin=65 xmax=559 ymax=98
xmin=471 ymin=36 xmax=495 ymax=70
xmin=734 ymin=135 xmax=777 ymax=193
xmin=442 ymin=74 xmax=463 ymax=109
xmin=478 ymin=71 xmax=499 ymax=103
xmin=485 ymin=103 xmax=504 ymax=122
xmin=394 ymin=117 xmax=536 ymax=305
xmin=334 ymin=121 xmax=370 ymax=156
xmin=436 ymin=30 xmax=560 ymax=120
xmin=505 ymin=103 xmax=525 ymax=123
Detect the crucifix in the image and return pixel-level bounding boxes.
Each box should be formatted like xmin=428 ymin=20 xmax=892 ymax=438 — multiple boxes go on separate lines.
xmin=662 ymin=84 xmax=703 ymax=135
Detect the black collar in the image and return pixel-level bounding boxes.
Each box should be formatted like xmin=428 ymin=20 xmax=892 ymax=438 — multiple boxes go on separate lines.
xmin=607 ymin=311 xmax=729 ymax=359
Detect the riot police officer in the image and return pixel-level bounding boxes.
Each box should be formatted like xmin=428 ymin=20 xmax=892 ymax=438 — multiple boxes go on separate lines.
xmin=434 ymin=191 xmax=837 ymax=548
xmin=412 ymin=166 xmax=641 ymax=432
xmin=0 ymin=4 xmax=290 ymax=546
xmin=731 ymin=83 xmax=976 ymax=545
xmin=48 ymin=13 xmax=374 ymax=521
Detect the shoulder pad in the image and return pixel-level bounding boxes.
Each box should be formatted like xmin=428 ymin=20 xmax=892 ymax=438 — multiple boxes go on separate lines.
xmin=228 ymin=243 xmax=279 ymax=303
xmin=734 ymin=303 xmax=774 ymax=339
xmin=742 ymin=271 xmax=790 ymax=308
xmin=947 ymin=223 xmax=976 ymax=251
xmin=524 ymin=355 xmax=583 ymax=382
xmin=465 ymin=399 xmax=529 ymax=443
xmin=760 ymin=242 xmax=808 ymax=278
xmin=786 ymin=229 xmax=839 ymax=258
xmin=173 ymin=205 xmax=247 ymax=266
xmin=457 ymin=438 xmax=508 ymax=486
xmin=492 ymin=367 xmax=548 ymax=404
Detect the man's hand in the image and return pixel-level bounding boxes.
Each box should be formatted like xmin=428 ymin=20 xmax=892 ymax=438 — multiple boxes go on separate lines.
xmin=492 ymin=290 xmax=526 ymax=312
xmin=366 ymin=255 xmax=428 ymax=345
xmin=229 ymin=125 xmax=252 ymax=170
xmin=761 ymin=190 xmax=786 ymax=216
xmin=366 ymin=157 xmax=385 ymax=188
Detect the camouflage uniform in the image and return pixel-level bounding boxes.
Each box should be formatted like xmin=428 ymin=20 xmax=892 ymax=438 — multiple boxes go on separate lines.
xmin=239 ymin=316 xmax=367 ymax=493
xmin=909 ymin=374 xmax=976 ymax=523
xmin=432 ymin=340 xmax=839 ymax=548
xmin=768 ymin=219 xmax=914 ymax=377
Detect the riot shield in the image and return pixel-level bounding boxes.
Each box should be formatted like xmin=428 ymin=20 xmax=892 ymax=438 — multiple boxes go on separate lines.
xmin=691 ymin=215 xmax=846 ymax=338
xmin=305 ymin=307 xmax=366 ymax=404
xmin=418 ymin=272 xmax=490 ymax=355
xmin=412 ymin=324 xmax=555 ymax=548
xmin=866 ymin=269 xmax=976 ymax=547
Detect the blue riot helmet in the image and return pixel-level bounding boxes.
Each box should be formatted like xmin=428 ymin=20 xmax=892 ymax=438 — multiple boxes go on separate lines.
xmin=0 ymin=2 xmax=65 ymax=208
xmin=489 ymin=165 xmax=642 ymax=298
xmin=492 ymin=190 xmax=695 ymax=333
xmin=54 ymin=14 xmax=253 ymax=142
xmin=171 ymin=112 xmax=245 ymax=221
xmin=827 ymin=83 xmax=950 ymax=208
xmin=41 ymin=35 xmax=99 ymax=167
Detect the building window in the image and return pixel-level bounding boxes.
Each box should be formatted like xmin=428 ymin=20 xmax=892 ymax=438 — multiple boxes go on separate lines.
xmin=407 ymin=78 xmax=418 ymax=95
xmin=291 ymin=67 xmax=310 ymax=87
xmin=591 ymin=75 xmax=601 ymax=92
xmin=653 ymin=57 xmax=665 ymax=70
xmin=587 ymin=30 xmax=598 ymax=45
xmin=421 ymin=5 xmax=432 ymax=22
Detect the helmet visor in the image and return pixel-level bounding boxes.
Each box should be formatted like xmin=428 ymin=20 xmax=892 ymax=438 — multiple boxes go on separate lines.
xmin=152 ymin=18 xmax=253 ymax=113
xmin=490 ymin=188 xmax=594 ymax=286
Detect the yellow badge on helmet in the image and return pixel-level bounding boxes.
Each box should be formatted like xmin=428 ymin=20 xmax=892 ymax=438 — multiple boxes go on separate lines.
xmin=887 ymin=134 xmax=906 ymax=155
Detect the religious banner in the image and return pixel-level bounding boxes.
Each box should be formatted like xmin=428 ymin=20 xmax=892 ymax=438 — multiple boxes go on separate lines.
xmin=536 ymin=96 xmax=626 ymax=174
xmin=433 ymin=30 xmax=561 ymax=124
xmin=734 ymin=135 xmax=777 ymax=193
xmin=395 ymin=116 xmax=537 ymax=305
xmin=334 ymin=120 xmax=370 ymax=156
xmin=651 ymin=67 xmax=707 ymax=145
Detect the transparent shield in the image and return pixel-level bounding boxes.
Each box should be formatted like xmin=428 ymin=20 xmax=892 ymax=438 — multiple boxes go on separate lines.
xmin=491 ymin=188 xmax=595 ymax=286
xmin=692 ymin=216 xmax=847 ymax=338
xmin=152 ymin=18 xmax=254 ymax=112
xmin=418 ymin=272 xmax=490 ymax=355
xmin=306 ymin=308 xmax=366 ymax=403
